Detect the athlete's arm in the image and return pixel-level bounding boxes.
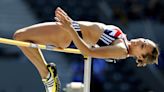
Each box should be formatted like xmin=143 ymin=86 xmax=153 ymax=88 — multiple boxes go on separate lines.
xmin=64 ymin=25 xmax=128 ymax=58
xmin=67 ymin=26 xmax=128 ymax=58
xmin=67 ymin=29 xmax=128 ymax=59
xmin=65 ymin=25 xmax=128 ymax=58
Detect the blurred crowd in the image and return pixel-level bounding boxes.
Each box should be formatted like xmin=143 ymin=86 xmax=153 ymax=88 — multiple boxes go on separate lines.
xmin=110 ymin=0 xmax=164 ymax=24
xmin=25 ymin=0 xmax=164 ymax=24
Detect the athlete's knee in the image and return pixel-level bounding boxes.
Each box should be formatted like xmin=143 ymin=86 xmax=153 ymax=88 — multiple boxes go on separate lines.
xmin=13 ymin=28 xmax=27 ymax=40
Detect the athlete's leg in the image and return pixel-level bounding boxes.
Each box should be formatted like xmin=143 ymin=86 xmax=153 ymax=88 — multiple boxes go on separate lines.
xmin=13 ymin=22 xmax=72 ymax=79
xmin=13 ymin=22 xmax=72 ymax=92
xmin=14 ymin=35 xmax=48 ymax=78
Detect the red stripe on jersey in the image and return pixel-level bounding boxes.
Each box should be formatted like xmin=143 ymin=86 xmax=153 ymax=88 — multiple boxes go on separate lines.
xmin=114 ymin=28 xmax=122 ymax=37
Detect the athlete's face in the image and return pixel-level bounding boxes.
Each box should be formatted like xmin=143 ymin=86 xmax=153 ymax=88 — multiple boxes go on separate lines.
xmin=129 ymin=38 xmax=155 ymax=64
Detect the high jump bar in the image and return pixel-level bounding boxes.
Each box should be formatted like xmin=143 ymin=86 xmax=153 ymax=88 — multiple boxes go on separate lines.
xmin=0 ymin=37 xmax=81 ymax=54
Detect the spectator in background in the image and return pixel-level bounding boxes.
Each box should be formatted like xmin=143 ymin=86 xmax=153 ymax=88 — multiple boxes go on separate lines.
xmin=123 ymin=0 xmax=144 ymax=20
xmin=111 ymin=5 xmax=128 ymax=24
xmin=145 ymin=0 xmax=161 ymax=20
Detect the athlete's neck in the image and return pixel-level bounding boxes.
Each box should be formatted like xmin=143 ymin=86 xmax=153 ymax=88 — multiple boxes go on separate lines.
xmin=127 ymin=41 xmax=135 ymax=57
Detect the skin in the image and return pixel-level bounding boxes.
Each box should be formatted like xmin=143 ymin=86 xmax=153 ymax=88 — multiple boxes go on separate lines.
xmin=13 ymin=7 xmax=155 ymax=79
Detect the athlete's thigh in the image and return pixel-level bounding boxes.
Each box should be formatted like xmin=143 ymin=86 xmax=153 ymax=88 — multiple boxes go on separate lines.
xmin=16 ymin=22 xmax=72 ymax=47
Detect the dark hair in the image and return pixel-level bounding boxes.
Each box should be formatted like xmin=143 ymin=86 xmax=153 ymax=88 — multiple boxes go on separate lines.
xmin=144 ymin=46 xmax=159 ymax=64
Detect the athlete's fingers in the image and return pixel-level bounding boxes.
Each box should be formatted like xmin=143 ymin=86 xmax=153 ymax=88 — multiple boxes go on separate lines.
xmin=54 ymin=17 xmax=60 ymax=22
xmin=55 ymin=7 xmax=73 ymax=24
xmin=57 ymin=10 xmax=70 ymax=24
xmin=55 ymin=8 xmax=64 ymax=21
xmin=56 ymin=7 xmax=72 ymax=22
xmin=56 ymin=12 xmax=63 ymax=22
xmin=55 ymin=9 xmax=60 ymax=21
xmin=55 ymin=11 xmax=74 ymax=32
xmin=55 ymin=8 xmax=59 ymax=17
xmin=57 ymin=10 xmax=67 ymax=22
xmin=56 ymin=11 xmax=67 ymax=24
xmin=57 ymin=7 xmax=68 ymax=16
xmin=58 ymin=9 xmax=70 ymax=22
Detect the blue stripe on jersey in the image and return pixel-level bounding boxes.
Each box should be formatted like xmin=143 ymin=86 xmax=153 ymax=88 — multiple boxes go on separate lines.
xmin=104 ymin=29 xmax=117 ymax=39
xmin=97 ymin=29 xmax=117 ymax=46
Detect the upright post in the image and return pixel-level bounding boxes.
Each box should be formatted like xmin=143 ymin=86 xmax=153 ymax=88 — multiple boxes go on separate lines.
xmin=83 ymin=56 xmax=92 ymax=92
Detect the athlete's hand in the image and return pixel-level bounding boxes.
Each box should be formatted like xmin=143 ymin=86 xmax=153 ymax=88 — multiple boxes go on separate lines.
xmin=54 ymin=7 xmax=73 ymax=31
